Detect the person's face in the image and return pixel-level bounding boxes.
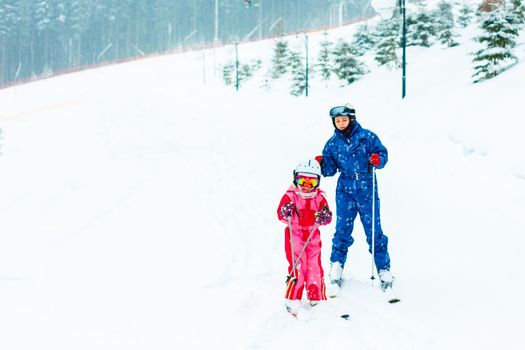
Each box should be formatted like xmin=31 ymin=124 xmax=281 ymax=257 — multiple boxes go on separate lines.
xmin=334 ymin=116 xmax=350 ymax=130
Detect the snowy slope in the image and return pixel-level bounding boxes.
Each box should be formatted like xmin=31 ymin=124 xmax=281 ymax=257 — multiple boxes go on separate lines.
xmin=1 ymin=8 xmax=525 ymax=350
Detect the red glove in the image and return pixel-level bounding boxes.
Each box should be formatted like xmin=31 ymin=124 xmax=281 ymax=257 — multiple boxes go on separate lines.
xmin=369 ymin=153 xmax=380 ymax=167
xmin=315 ymin=155 xmax=323 ymax=164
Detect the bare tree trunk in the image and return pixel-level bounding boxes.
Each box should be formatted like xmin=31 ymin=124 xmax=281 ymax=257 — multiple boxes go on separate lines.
xmin=479 ymin=0 xmax=504 ymax=12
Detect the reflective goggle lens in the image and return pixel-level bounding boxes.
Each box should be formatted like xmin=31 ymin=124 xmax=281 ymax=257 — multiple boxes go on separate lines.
xmin=329 ymin=106 xmax=355 ymax=118
xmin=296 ymin=176 xmax=319 ymax=188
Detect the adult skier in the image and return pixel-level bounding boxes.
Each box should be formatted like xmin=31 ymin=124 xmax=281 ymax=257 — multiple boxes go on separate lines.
xmin=317 ymin=105 xmax=393 ymax=296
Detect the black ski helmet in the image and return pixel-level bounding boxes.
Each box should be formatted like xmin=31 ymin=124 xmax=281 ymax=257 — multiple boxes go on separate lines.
xmin=329 ymin=105 xmax=356 ymax=119
xmin=329 ymin=104 xmax=356 ymax=131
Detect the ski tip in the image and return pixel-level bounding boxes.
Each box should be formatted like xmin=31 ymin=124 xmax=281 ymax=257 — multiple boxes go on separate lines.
xmin=388 ymin=298 xmax=401 ymax=304
xmin=340 ymin=314 xmax=350 ymax=320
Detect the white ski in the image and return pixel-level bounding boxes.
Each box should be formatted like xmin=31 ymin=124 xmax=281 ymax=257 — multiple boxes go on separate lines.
xmin=381 ymin=284 xmax=401 ymax=304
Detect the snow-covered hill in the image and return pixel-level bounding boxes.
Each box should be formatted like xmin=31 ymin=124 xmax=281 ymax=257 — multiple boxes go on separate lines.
xmin=1 ymin=6 xmax=524 ymax=350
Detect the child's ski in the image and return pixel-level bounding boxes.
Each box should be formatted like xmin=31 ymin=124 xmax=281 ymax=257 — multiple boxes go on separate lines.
xmin=286 ymin=303 xmax=351 ymax=321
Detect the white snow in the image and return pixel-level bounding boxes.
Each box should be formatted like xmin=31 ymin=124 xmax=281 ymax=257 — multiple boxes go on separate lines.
xmin=1 ymin=8 xmax=525 ymax=350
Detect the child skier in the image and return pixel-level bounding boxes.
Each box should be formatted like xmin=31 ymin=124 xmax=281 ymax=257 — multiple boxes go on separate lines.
xmin=277 ymin=159 xmax=332 ymax=316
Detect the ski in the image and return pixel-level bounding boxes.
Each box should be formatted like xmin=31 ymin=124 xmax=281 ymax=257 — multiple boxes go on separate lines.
xmin=328 ymin=278 xmax=401 ymax=304
xmin=286 ymin=302 xmax=351 ymax=321
xmin=386 ymin=293 xmax=401 ymax=304
xmin=381 ymin=283 xmax=401 ymax=304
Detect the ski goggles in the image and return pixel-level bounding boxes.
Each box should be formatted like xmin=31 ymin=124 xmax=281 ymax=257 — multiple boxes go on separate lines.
xmin=296 ymin=175 xmax=319 ymax=189
xmin=329 ymin=106 xmax=355 ymax=118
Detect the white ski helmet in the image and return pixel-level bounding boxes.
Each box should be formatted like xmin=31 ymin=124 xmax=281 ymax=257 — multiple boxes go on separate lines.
xmin=293 ymin=159 xmax=322 ymax=179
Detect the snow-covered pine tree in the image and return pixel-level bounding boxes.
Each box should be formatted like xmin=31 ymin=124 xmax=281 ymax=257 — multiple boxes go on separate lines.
xmin=374 ymin=17 xmax=400 ymax=68
xmin=222 ymin=62 xmax=235 ymax=86
xmin=288 ymin=50 xmax=307 ymax=96
xmin=405 ymin=13 xmax=418 ymax=46
xmin=472 ymin=7 xmax=520 ymax=83
xmin=332 ymin=39 xmax=368 ymax=85
xmin=351 ymin=24 xmax=377 ymax=56
xmin=238 ymin=65 xmax=252 ymax=87
xmin=458 ymin=2 xmax=475 ymax=27
xmin=435 ymin=1 xmax=459 ymax=47
xmin=409 ymin=6 xmax=437 ymax=47
xmin=271 ymin=39 xmax=290 ymax=79
xmin=222 ymin=59 xmax=261 ymax=88
xmin=511 ymin=0 xmax=525 ymax=24
xmin=315 ymin=32 xmax=333 ymax=87
xmin=238 ymin=59 xmax=262 ymax=86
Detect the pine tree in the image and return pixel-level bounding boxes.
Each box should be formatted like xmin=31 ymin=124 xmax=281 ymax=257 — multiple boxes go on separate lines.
xmin=374 ymin=17 xmax=400 ymax=68
xmin=405 ymin=14 xmax=418 ymax=46
xmin=238 ymin=59 xmax=262 ymax=87
xmin=271 ymin=39 xmax=290 ymax=79
xmin=222 ymin=59 xmax=260 ymax=88
xmin=315 ymin=32 xmax=333 ymax=87
xmin=351 ymin=24 xmax=377 ymax=56
xmin=435 ymin=1 xmax=459 ymax=47
xmin=409 ymin=7 xmax=436 ymax=47
xmin=458 ymin=3 xmax=475 ymax=27
xmin=332 ymin=39 xmax=368 ymax=85
xmin=472 ymin=8 xmax=520 ymax=83
xmin=238 ymin=64 xmax=253 ymax=85
xmin=289 ymin=50 xmax=307 ymax=96
xmin=511 ymin=0 xmax=525 ymax=24
xmin=222 ymin=62 xmax=235 ymax=86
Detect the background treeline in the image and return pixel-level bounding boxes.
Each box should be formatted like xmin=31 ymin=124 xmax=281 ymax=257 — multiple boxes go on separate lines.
xmin=222 ymin=0 xmax=525 ymax=95
xmin=0 ymin=0 xmax=373 ymax=85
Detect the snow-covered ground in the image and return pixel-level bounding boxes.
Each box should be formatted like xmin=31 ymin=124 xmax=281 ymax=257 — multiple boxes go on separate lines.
xmin=1 ymin=7 xmax=524 ymax=350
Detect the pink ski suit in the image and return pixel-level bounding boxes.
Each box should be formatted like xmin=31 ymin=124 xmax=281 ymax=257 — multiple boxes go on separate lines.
xmin=277 ymin=185 xmax=332 ymax=302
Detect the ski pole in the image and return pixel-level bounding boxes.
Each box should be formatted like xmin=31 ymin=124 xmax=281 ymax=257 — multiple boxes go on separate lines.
xmin=370 ymin=166 xmax=376 ymax=283
xmin=289 ymin=223 xmax=319 ymax=280
xmin=287 ymin=217 xmax=298 ymax=284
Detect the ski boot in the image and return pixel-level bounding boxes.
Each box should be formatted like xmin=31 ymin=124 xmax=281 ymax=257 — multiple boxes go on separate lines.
xmin=378 ymin=269 xmax=394 ymax=291
xmin=378 ymin=269 xmax=400 ymax=303
xmin=327 ymin=262 xmax=343 ymax=298
xmin=284 ymin=299 xmax=301 ymax=316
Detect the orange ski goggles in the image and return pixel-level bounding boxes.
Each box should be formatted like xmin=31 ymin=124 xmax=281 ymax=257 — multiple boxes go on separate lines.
xmin=296 ymin=175 xmax=319 ymax=189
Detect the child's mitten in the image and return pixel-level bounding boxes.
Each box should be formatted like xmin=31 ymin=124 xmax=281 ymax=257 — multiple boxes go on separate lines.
xmin=281 ymin=202 xmax=296 ymax=218
xmin=315 ymin=206 xmax=332 ymax=224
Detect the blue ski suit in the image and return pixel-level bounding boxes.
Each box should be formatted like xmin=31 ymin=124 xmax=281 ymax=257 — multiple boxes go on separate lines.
xmin=321 ymin=122 xmax=391 ymax=271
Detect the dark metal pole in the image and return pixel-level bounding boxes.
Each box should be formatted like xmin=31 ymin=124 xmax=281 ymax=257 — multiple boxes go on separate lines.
xmin=401 ymin=0 xmax=407 ymax=99
xmin=235 ymin=42 xmax=239 ymax=91
xmin=305 ymin=34 xmax=309 ymax=97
